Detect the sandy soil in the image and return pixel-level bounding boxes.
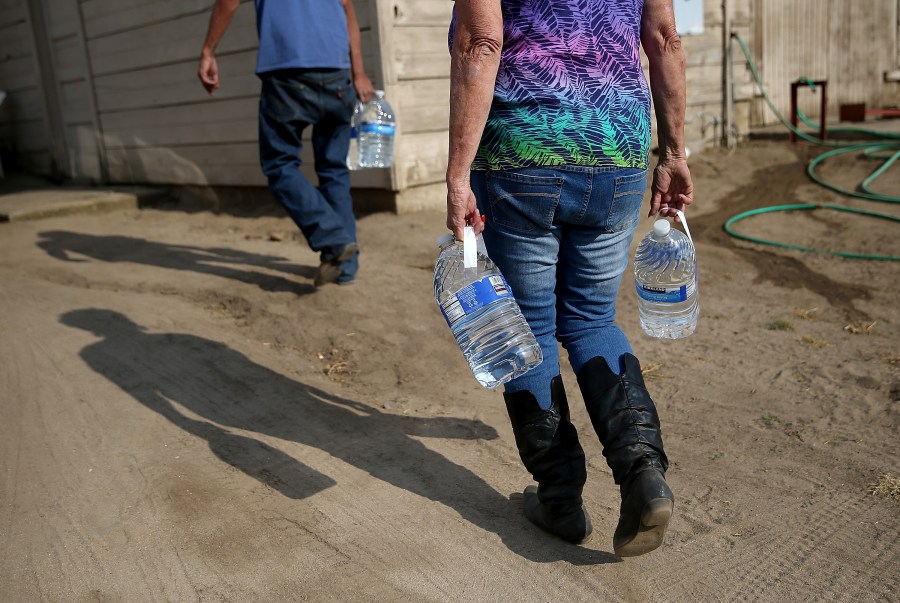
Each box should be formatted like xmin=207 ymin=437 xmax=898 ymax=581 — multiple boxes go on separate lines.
xmin=1 ymin=140 xmax=897 ymax=602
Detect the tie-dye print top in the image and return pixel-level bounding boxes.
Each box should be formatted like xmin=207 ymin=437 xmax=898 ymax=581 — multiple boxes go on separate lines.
xmin=449 ymin=0 xmax=651 ymax=171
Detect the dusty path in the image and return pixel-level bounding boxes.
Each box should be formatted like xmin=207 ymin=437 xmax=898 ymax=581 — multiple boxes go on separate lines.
xmin=1 ymin=141 xmax=897 ymax=601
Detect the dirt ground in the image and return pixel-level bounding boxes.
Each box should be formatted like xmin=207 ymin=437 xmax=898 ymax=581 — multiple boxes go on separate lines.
xmin=1 ymin=139 xmax=897 ymax=602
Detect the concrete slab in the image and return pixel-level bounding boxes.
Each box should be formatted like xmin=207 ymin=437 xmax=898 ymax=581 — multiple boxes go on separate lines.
xmin=0 ymin=186 xmax=168 ymax=222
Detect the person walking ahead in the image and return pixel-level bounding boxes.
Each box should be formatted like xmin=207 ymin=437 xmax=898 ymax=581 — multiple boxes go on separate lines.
xmin=447 ymin=0 xmax=693 ymax=556
xmin=199 ymin=0 xmax=375 ymax=286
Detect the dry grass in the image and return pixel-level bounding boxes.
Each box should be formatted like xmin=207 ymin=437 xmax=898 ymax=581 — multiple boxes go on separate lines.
xmin=797 ymin=335 xmax=832 ymax=349
xmin=641 ymin=363 xmax=663 ymax=380
xmin=844 ymin=321 xmax=877 ymax=334
xmin=318 ymin=347 xmax=354 ymax=382
xmin=794 ymin=307 xmax=819 ymax=319
xmin=870 ymin=474 xmax=900 ymax=501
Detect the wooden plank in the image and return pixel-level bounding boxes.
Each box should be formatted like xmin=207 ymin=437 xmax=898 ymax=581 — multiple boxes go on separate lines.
xmin=87 ymin=4 xmax=259 ymax=76
xmin=65 ymin=124 xmax=103 ymax=180
xmin=45 ymin=0 xmax=79 ymax=41
xmin=101 ymin=97 xmax=259 ymax=148
xmin=393 ymin=129 xmax=447 ymax=190
xmin=82 ymin=0 xmax=219 ymax=39
xmin=82 ymin=0 xmax=372 ymax=39
xmin=52 ymin=35 xmax=89 ymax=83
xmin=104 ymin=141 xmax=389 ymax=188
xmin=392 ymin=1 xmax=453 ymax=27
xmin=393 ymin=25 xmax=450 ymax=80
xmin=93 ymin=45 xmax=378 ymax=114
xmin=0 ymin=20 xmax=30 ymax=56
xmin=393 ymin=79 xmax=449 ymax=134
xmin=94 ymin=51 xmax=260 ymax=112
xmin=0 ymin=55 xmax=38 ymax=90
xmin=60 ymin=80 xmax=95 ymax=125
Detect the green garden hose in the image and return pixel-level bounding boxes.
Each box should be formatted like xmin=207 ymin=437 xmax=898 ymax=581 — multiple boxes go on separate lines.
xmin=725 ymin=35 xmax=900 ymax=260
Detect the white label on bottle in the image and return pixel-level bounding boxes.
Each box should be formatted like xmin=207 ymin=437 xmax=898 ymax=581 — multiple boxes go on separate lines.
xmin=359 ymin=123 xmax=395 ymax=136
xmin=636 ymin=280 xmax=695 ymax=303
xmin=440 ymin=275 xmax=512 ymax=327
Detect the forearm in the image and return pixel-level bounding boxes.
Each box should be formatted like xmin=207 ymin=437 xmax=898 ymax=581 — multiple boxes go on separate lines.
xmin=201 ymin=0 xmax=240 ymax=56
xmin=447 ymin=2 xmax=502 ymax=184
xmin=642 ymin=1 xmax=687 ymax=160
xmin=343 ymin=0 xmax=367 ymax=79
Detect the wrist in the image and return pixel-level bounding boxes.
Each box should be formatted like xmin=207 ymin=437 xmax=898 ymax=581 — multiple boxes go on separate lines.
xmin=446 ymin=168 xmax=470 ymax=189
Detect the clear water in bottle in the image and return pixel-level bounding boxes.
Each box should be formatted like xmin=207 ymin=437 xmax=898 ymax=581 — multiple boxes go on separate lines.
xmin=434 ymin=232 xmax=543 ymax=388
xmin=634 ymin=218 xmax=699 ymax=339
xmin=347 ymin=102 xmax=362 ymax=171
xmin=358 ymin=90 xmax=395 ymax=168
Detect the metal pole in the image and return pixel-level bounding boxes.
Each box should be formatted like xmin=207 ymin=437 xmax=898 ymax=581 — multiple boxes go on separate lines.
xmin=721 ymin=0 xmax=732 ymax=148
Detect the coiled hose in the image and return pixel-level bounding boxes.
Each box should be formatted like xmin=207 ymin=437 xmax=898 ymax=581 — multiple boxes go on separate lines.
xmin=724 ymin=34 xmax=900 ymax=261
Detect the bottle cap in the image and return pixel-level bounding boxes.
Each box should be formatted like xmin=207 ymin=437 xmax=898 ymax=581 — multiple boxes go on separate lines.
xmin=653 ymin=219 xmax=671 ymax=237
xmin=375 ymin=90 xmax=386 ymax=99
xmin=436 ymin=233 xmax=455 ymax=248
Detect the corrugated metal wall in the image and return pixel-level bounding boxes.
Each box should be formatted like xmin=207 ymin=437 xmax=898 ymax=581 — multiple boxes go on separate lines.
xmin=756 ymin=0 xmax=899 ymax=125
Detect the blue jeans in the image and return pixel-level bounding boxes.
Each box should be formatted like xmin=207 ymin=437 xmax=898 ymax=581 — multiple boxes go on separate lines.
xmin=471 ymin=166 xmax=648 ymax=409
xmin=259 ymin=68 xmax=358 ymax=281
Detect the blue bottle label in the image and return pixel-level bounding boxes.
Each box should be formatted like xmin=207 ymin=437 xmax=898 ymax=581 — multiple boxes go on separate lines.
xmin=440 ymin=275 xmax=512 ymax=327
xmin=360 ymin=123 xmax=396 ymax=136
xmin=636 ymin=283 xmax=691 ymax=303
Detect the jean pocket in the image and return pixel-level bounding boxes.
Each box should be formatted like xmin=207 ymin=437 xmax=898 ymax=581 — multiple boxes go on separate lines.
xmin=606 ymin=169 xmax=647 ymax=232
xmin=485 ymin=171 xmax=563 ymax=234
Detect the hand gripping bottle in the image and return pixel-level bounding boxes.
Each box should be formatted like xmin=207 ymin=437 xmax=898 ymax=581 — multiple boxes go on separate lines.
xmin=434 ymin=227 xmax=542 ymax=388
xmin=347 ymin=101 xmax=362 ymax=171
xmin=634 ymin=210 xmax=699 ymax=339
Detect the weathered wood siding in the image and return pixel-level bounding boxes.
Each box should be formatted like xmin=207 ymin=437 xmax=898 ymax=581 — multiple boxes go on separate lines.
xmin=375 ymin=0 xmax=453 ymax=200
xmin=80 ymin=0 xmax=386 ymax=189
xmin=5 ymin=0 xmax=896 ymax=207
xmin=756 ymin=0 xmax=899 ymax=125
xmin=0 ymin=0 xmax=52 ymax=174
xmin=677 ymin=0 xmax=756 ymax=149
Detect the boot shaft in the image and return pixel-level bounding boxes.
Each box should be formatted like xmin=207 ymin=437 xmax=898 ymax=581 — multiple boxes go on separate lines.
xmin=576 ymin=353 xmax=668 ymax=484
xmin=503 ymin=376 xmax=587 ymax=506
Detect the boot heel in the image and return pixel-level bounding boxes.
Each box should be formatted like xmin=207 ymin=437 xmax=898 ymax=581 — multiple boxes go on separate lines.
xmin=642 ymin=497 xmax=674 ymax=527
xmin=614 ymin=497 xmax=674 ymax=557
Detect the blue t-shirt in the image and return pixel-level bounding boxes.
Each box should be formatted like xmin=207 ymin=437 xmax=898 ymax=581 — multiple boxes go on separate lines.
xmin=254 ymin=0 xmax=351 ymax=74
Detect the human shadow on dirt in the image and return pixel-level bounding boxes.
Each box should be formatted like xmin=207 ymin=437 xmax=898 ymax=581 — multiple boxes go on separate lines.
xmin=60 ymin=308 xmax=620 ymax=565
xmin=37 ymin=231 xmax=316 ymax=294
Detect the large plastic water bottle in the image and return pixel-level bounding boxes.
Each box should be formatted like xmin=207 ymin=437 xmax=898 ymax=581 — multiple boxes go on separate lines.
xmin=347 ymin=101 xmax=362 ymax=171
xmin=358 ymin=90 xmax=395 ymax=168
xmin=434 ymin=227 xmax=543 ymax=388
xmin=633 ymin=214 xmax=699 ymax=339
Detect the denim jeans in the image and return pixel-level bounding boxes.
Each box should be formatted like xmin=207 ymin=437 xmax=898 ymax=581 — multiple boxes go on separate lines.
xmin=470 ymin=166 xmax=648 ymax=409
xmin=259 ymin=68 xmax=358 ymax=281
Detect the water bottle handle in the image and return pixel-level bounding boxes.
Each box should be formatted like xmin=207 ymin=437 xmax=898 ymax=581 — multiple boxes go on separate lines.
xmin=464 ymin=226 xmax=477 ymax=268
xmin=675 ymin=209 xmax=695 ymax=249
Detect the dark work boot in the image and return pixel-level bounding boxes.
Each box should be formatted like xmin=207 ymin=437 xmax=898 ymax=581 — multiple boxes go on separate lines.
xmin=504 ymin=376 xmax=592 ymax=544
xmin=577 ymin=353 xmax=674 ymax=557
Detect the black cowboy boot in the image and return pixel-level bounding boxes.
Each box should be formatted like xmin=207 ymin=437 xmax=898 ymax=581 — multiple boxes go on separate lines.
xmin=577 ymin=353 xmax=674 ymax=557
xmin=504 ymin=376 xmax=592 ymax=544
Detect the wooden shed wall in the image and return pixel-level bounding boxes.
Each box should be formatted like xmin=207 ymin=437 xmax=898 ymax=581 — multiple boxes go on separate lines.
xmin=755 ymin=0 xmax=899 ymax=125
xmin=83 ymin=0 xmax=387 ymax=190
xmin=373 ymin=0 xmax=453 ymax=209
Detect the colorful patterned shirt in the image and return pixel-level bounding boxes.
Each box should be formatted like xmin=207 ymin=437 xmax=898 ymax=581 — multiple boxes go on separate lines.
xmin=450 ymin=0 xmax=651 ymax=171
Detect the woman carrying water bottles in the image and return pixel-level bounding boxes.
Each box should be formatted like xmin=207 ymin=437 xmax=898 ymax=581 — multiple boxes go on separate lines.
xmin=446 ymin=0 xmax=694 ymax=557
